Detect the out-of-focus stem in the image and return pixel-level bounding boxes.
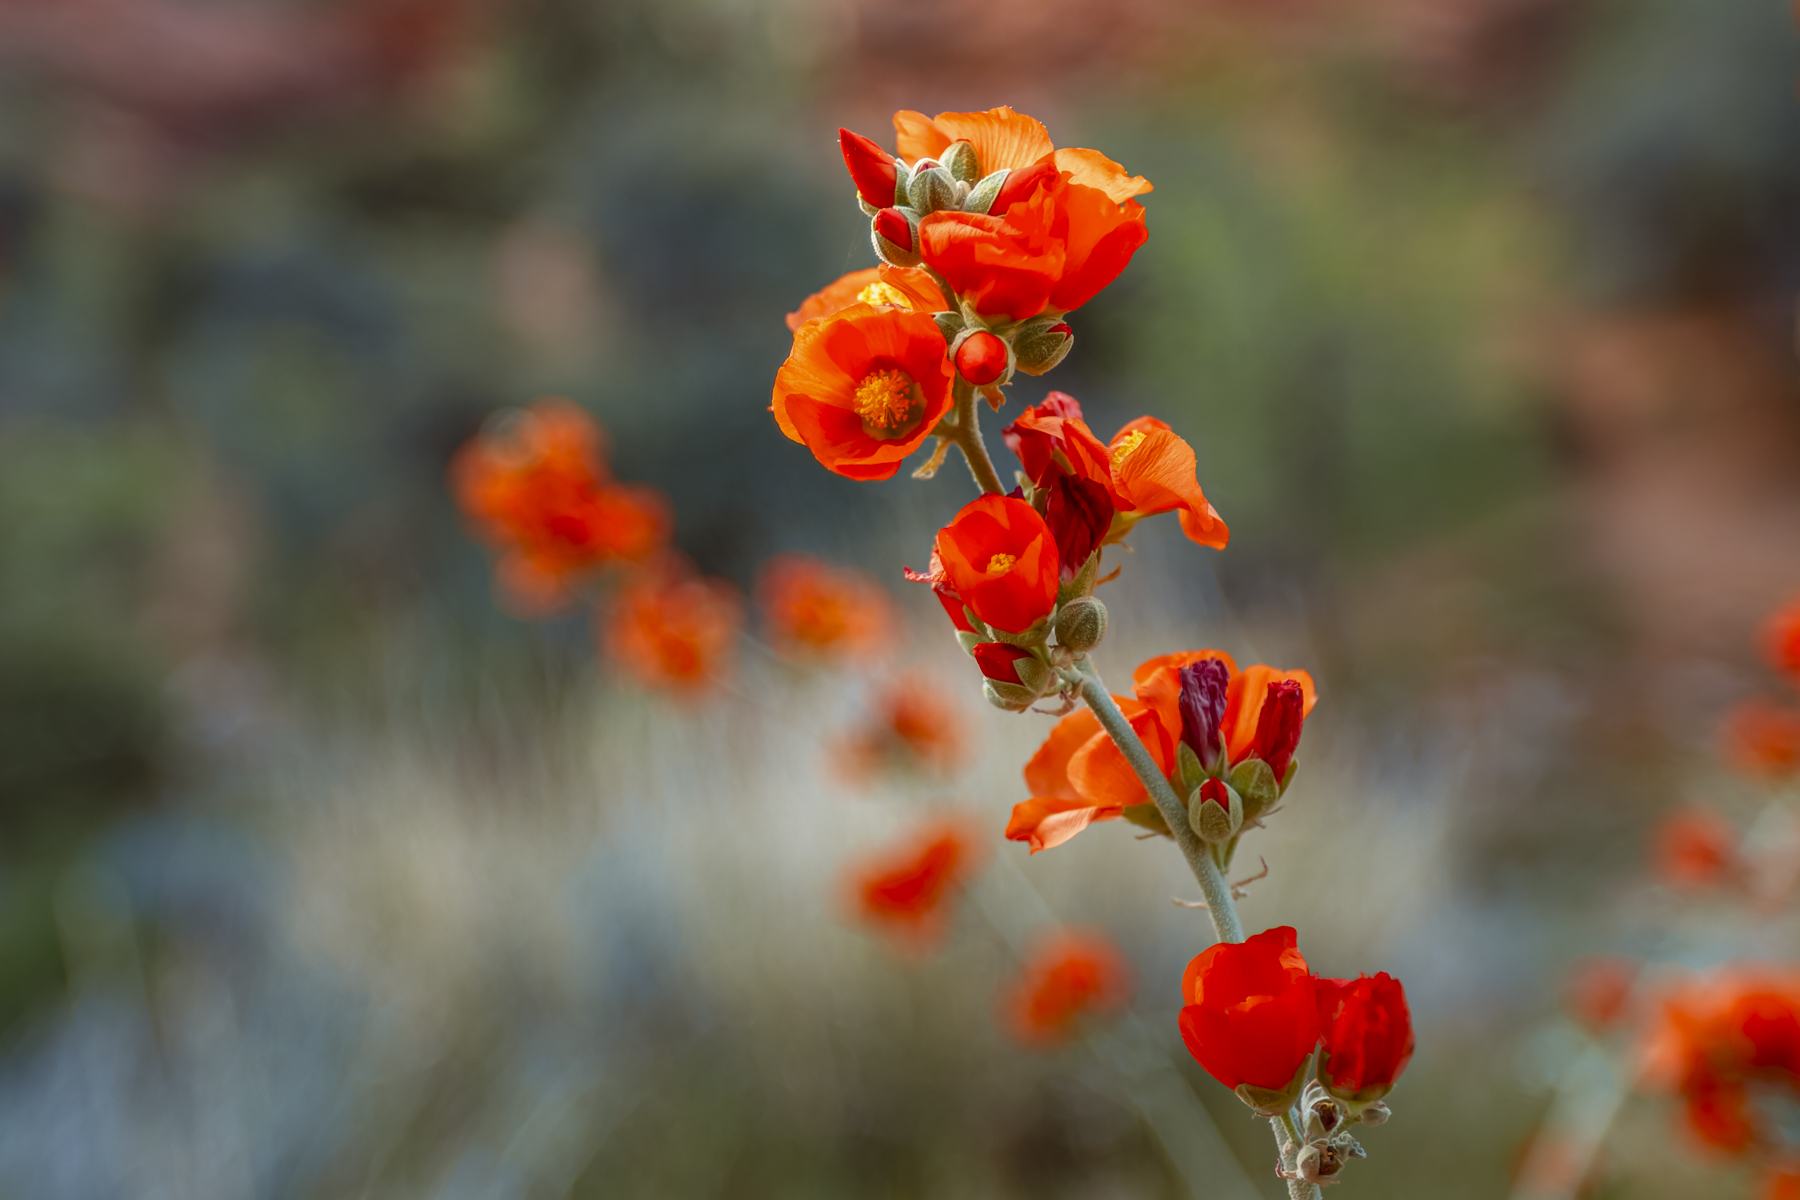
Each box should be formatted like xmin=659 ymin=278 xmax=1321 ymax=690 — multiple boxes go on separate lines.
xmin=1072 ymin=660 xmax=1242 ymax=943
xmin=1074 ymin=658 xmax=1320 ymax=1200
xmin=948 ymin=379 xmax=1005 ymax=496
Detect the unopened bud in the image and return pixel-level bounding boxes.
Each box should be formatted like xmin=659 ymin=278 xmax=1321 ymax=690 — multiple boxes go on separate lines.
xmin=964 ymin=169 xmax=1008 ymax=215
xmin=1011 ymin=316 xmax=1074 ymax=375
xmin=1358 ymin=1101 xmax=1391 ymax=1127
xmin=954 ymin=330 xmax=1010 ymax=386
xmin=941 ymin=139 xmax=980 ymax=184
xmin=1188 ymin=777 xmax=1243 ymax=843
xmin=989 ymin=161 xmax=1058 ymax=215
xmin=871 ymin=207 xmax=919 ymax=267
xmin=907 ymin=165 xmax=959 ymax=214
xmin=1052 ymin=596 xmax=1107 ymax=653
xmin=983 ymin=679 xmax=1037 ymax=712
xmin=933 ymin=311 xmax=966 ymax=344
xmin=1229 ymin=757 xmax=1280 ymax=822
xmin=838 ymin=128 xmax=901 ymax=209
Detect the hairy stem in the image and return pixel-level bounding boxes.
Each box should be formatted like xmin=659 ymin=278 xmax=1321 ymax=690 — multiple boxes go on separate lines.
xmin=1074 ymin=658 xmax=1319 ymax=1199
xmin=949 ymin=379 xmax=1005 ymax=496
xmin=1071 ymin=660 xmax=1242 ymax=943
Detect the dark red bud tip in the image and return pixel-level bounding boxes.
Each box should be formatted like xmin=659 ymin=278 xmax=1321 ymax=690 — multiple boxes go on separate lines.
xmin=1198 ymin=777 xmax=1230 ymax=808
xmin=1251 ymin=680 xmax=1307 ymax=778
xmin=1049 ymin=324 xmax=1072 ymax=339
xmin=955 ymin=330 xmax=1009 ymax=385
xmin=973 ymin=641 xmax=1033 ymax=685
xmin=873 ymin=207 xmax=914 ymax=252
xmin=839 ymin=128 xmax=899 ymax=208
xmin=990 ymin=161 xmax=1059 ymax=216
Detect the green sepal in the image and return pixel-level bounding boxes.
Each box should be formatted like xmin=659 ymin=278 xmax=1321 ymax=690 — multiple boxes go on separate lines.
xmin=933 ymin=311 xmax=966 ymax=344
xmin=1012 ymin=655 xmax=1053 ymax=695
xmin=983 ymin=680 xmax=1036 ymax=711
xmin=954 ymin=629 xmax=981 ymax=655
xmin=985 ymin=618 xmax=1048 ymax=649
xmin=892 ymin=161 xmax=912 ymax=206
xmin=907 ymin=165 xmax=958 ymax=214
xmin=1057 ymin=550 xmax=1101 ymax=603
xmin=1229 ymin=758 xmax=1280 ymax=822
xmin=1120 ymin=802 xmax=1170 ymax=837
xmin=963 ymin=168 xmax=1008 ymax=214
xmin=1176 ymin=741 xmax=1207 ymax=796
xmin=941 ymin=140 xmax=980 ymax=184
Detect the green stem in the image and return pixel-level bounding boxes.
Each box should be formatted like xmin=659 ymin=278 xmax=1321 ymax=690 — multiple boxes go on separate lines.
xmin=1071 ymin=660 xmax=1242 ymax=944
xmin=949 ymin=380 xmax=1005 ymax=495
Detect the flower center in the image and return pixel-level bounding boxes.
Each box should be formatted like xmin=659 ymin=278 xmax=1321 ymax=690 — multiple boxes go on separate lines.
xmin=986 ymin=553 xmax=1016 ymax=575
xmin=1110 ymin=430 xmax=1147 ymax=471
xmin=853 ymin=369 xmax=920 ymax=434
xmin=856 ymin=281 xmax=913 ymax=309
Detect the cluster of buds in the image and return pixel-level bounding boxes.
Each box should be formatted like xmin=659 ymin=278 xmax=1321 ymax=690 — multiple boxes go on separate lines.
xmin=1283 ymin=1081 xmax=1382 ymax=1186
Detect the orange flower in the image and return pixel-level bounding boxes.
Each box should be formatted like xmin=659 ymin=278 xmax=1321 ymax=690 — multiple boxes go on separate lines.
xmin=1002 ymin=393 xmax=1228 ymax=551
xmin=1001 ymin=929 xmax=1134 ymax=1046
xmin=771 ymin=303 xmax=956 ymax=481
xmin=602 ymin=561 xmax=743 ymax=695
xmin=1765 ymin=593 xmax=1800 ymax=682
xmin=756 ymin=553 xmax=893 ymax=663
xmin=451 ymin=399 xmax=672 ymax=614
xmin=918 ymin=174 xmax=1147 ymax=322
xmin=1640 ymin=965 xmax=1800 ymax=1158
xmin=933 ymin=494 xmax=1060 ymax=634
xmin=847 ymin=818 xmax=986 ymax=949
xmin=785 ymin=264 xmax=948 ymax=332
xmin=1723 ymin=699 xmax=1800 ymax=779
xmin=1652 ymin=809 xmax=1738 ymax=891
xmin=1006 ymin=649 xmax=1317 ymax=853
xmin=891 ymin=107 xmax=1152 ymax=207
xmin=831 ymin=675 xmax=969 ymax=784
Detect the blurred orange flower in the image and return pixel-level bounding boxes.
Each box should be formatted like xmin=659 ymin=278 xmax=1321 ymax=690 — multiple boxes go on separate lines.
xmin=602 ymin=561 xmax=743 ymax=696
xmin=1724 ymin=699 xmax=1800 ymax=779
xmin=1640 ymin=965 xmax=1800 ymax=1158
xmin=786 ymin=265 xmax=947 ymax=332
xmin=1006 ymin=648 xmax=1318 ymax=853
xmin=1563 ymin=955 xmax=1640 ymax=1035
xmin=451 ymin=398 xmax=671 ymax=615
xmin=1766 ymin=1172 xmax=1800 ymax=1200
xmin=1652 ymin=809 xmax=1738 ymax=891
xmin=1765 ymin=593 xmax=1800 ymax=683
xmin=848 ymin=818 xmax=986 ymax=949
xmin=832 ymin=676 xmax=969 ymax=784
xmin=757 ymin=553 xmax=893 ymax=663
xmin=771 ymin=304 xmax=956 ymax=481
xmin=1001 ymin=929 xmax=1134 ymax=1046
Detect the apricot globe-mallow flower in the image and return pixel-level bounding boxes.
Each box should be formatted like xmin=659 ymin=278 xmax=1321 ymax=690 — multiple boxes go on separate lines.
xmin=785 ymin=264 xmax=948 ymax=332
xmin=771 ymin=303 xmax=956 ymax=481
xmin=756 ymin=552 xmax=893 ymax=664
xmin=451 ymin=398 xmax=672 ymax=614
xmin=847 ymin=817 xmax=986 ymax=950
xmin=1315 ymin=973 xmax=1415 ymax=1105
xmin=933 ymin=494 xmax=1059 ymax=635
xmin=1180 ymin=926 xmax=1320 ymax=1112
xmin=602 ymin=561 xmax=743 ymax=696
xmin=1001 ymin=929 xmax=1134 ymax=1047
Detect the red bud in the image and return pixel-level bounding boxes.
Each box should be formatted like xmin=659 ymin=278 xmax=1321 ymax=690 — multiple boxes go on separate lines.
xmin=873 ymin=207 xmax=914 ymax=252
xmin=973 ymin=642 xmax=1033 ymax=684
xmin=990 ymin=161 xmax=1058 ymax=216
xmin=839 ymin=128 xmax=898 ymax=209
xmin=1197 ymin=777 xmax=1230 ymax=809
xmin=954 ymin=330 xmax=1009 ymax=385
xmin=1251 ymin=680 xmax=1306 ymax=778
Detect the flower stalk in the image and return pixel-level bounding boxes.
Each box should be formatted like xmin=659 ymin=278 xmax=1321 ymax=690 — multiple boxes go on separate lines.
xmin=948 ymin=378 xmax=1006 ymax=495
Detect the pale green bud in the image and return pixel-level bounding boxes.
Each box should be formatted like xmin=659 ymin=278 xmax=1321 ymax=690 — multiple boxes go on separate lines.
xmin=1012 ymin=655 xmax=1053 ymax=695
xmin=1229 ymin=758 xmax=1280 ymax=822
xmin=1052 ymin=596 xmax=1107 ymax=653
xmin=983 ymin=679 xmax=1037 ymax=712
xmin=963 ymin=169 xmax=1008 ymax=214
xmin=941 ymin=140 xmax=980 ymax=184
xmin=1011 ymin=314 xmax=1074 ymax=376
xmin=908 ymin=165 xmax=959 ymax=214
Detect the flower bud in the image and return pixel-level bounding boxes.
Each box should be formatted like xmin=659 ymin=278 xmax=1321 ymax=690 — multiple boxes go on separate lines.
xmin=963 ymin=169 xmax=1008 ymax=214
xmin=974 ymin=641 xmax=1032 ymax=684
xmin=990 ymin=161 xmax=1058 ymax=215
xmin=983 ymin=679 xmax=1037 ymax=711
xmin=838 ymin=128 xmax=900 ymax=209
xmin=941 ymin=139 xmax=980 ymax=184
xmin=1188 ymin=777 xmax=1243 ymax=843
xmin=907 ymin=165 xmax=959 ymax=214
xmin=1251 ymin=679 xmax=1307 ymax=779
xmin=871 ymin=207 xmax=919 ymax=267
xmin=1178 ymin=659 xmax=1230 ymax=772
xmin=1052 ymin=595 xmax=1107 ymax=653
xmin=1011 ymin=316 xmax=1074 ymax=375
xmin=954 ymin=330 xmax=1010 ymax=386
xmin=1229 ymin=757 xmax=1280 ymax=822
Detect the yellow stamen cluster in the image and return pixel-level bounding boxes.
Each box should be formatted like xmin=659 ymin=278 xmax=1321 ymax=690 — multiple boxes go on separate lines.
xmin=853 ymin=369 xmax=919 ymax=431
xmin=856 ymin=281 xmax=913 ymax=310
xmin=986 ymin=552 xmax=1017 ymax=575
xmin=1110 ymin=429 xmax=1147 ymax=470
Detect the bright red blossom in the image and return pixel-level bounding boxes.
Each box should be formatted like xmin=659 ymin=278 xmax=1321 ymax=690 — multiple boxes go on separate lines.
xmin=771 ymin=303 xmax=956 ymax=481
xmin=1002 ymin=930 xmax=1134 ymax=1046
xmin=849 ymin=819 xmax=986 ymax=949
xmin=1315 ymin=973 xmax=1415 ymax=1102
xmin=1180 ymin=927 xmax=1319 ymax=1093
xmin=934 ymin=494 xmax=1060 ymax=634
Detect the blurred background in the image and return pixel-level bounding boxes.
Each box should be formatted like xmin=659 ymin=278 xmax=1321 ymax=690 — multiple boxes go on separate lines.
xmin=2 ymin=0 xmax=1798 ymax=1195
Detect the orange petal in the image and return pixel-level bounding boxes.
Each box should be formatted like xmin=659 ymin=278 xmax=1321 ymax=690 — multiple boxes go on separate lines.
xmin=1024 ymin=709 xmax=1103 ymax=801
xmin=1067 ymin=700 xmax=1171 ymax=809
xmin=1052 ymin=147 xmax=1153 ymax=205
xmin=1222 ymin=666 xmax=1318 ymax=762
xmin=1005 ymin=797 xmax=1120 ymax=853
xmin=893 ymin=110 xmax=951 ymax=164
xmin=1131 ymin=650 xmax=1240 ymax=691
xmin=919 ymin=107 xmax=1054 ymax=176
xmin=1109 ymin=427 xmax=1228 ymax=550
